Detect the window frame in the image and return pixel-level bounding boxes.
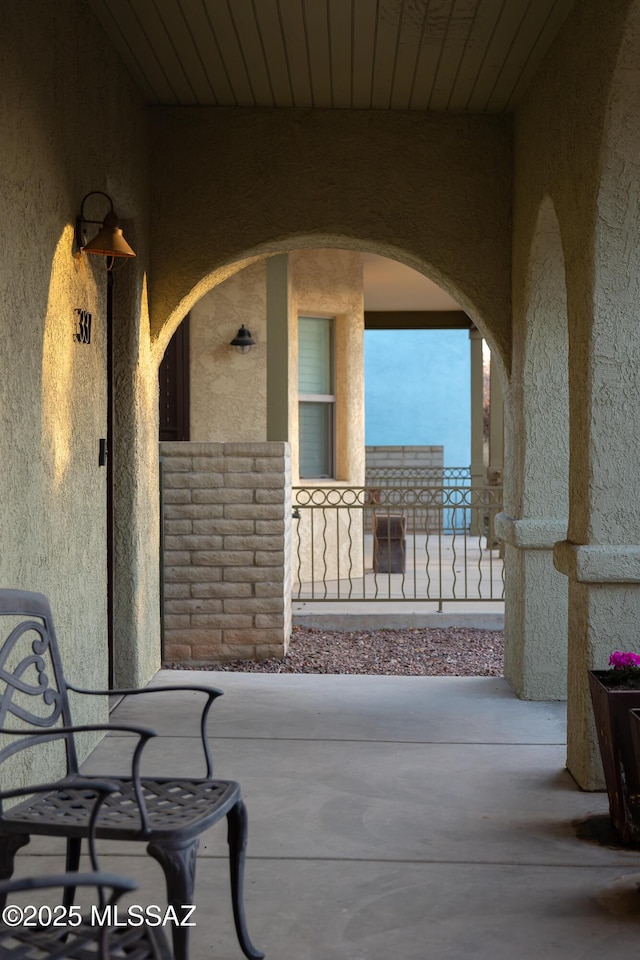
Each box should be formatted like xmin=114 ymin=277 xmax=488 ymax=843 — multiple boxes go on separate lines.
xmin=298 ymin=315 xmax=336 ymax=480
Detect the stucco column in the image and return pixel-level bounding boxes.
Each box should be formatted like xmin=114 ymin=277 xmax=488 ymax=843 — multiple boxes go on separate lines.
xmin=496 ymin=514 xmax=568 ymax=700
xmin=554 ymin=290 xmax=640 ymax=789
xmin=495 ymin=341 xmax=569 ymax=701
xmin=548 ymin=11 xmax=640 ymax=790
xmin=112 ymin=272 xmax=161 ymax=688
xmin=499 ymin=196 xmax=569 ymax=701
xmin=469 ymin=328 xmax=485 ymax=535
xmin=487 ymin=356 xmax=504 ymax=548
xmin=554 ymin=545 xmax=640 ymax=789
xmin=266 ymin=254 xmax=290 ymax=442
xmin=497 ymin=361 xmax=569 ymax=702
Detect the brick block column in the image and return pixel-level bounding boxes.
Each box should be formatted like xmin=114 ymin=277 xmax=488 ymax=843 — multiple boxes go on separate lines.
xmin=160 ymin=442 xmax=291 ymax=663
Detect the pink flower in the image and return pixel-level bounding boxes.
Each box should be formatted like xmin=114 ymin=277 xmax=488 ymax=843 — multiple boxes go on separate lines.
xmin=609 ymin=651 xmax=640 ymax=669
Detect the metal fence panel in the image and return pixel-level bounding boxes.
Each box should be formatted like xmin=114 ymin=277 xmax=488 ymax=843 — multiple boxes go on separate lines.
xmin=292 ymin=480 xmax=504 ymax=608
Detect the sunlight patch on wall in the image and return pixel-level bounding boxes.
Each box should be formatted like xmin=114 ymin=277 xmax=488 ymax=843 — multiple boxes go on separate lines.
xmin=41 ymin=226 xmax=90 ymax=487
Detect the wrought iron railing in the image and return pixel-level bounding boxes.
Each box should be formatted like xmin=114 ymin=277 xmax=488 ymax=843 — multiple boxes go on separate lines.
xmin=292 ymin=482 xmax=504 ymax=608
xmin=366 ymin=465 xmax=472 ymax=482
xmin=365 ymin=466 xmax=474 ymax=533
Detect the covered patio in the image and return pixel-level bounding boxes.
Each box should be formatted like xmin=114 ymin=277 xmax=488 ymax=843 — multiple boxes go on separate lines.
xmin=12 ymin=672 xmax=640 ymax=958
xmin=6 ymin=9 xmax=640 ymax=953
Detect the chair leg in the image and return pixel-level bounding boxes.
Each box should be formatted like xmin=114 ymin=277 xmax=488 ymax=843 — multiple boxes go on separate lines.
xmin=62 ymin=837 xmax=82 ymax=910
xmin=227 ymin=800 xmax=265 ymax=960
xmin=0 ymin=835 xmax=30 ymax=906
xmin=147 ymin=837 xmax=199 ymax=960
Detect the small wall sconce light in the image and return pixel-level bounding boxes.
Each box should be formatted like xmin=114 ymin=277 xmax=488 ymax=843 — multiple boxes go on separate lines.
xmin=75 ymin=190 xmax=136 ymax=270
xmin=229 ymin=325 xmax=255 ymax=354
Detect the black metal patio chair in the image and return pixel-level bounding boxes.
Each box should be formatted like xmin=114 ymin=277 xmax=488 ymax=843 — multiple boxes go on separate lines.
xmin=0 ymin=870 xmax=174 ymax=960
xmin=0 ymin=589 xmax=264 ymax=960
xmin=0 ymin=779 xmax=173 ymax=960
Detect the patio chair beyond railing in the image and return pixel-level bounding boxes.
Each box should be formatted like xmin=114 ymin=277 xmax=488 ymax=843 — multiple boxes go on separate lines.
xmin=0 ymin=589 xmax=264 ymax=960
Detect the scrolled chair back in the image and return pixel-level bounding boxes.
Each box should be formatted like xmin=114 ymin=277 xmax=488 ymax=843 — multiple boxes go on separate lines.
xmin=0 ymin=590 xmax=77 ymax=791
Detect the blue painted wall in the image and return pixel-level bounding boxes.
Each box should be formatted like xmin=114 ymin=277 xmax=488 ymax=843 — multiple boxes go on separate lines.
xmin=364 ymin=329 xmax=470 ymax=466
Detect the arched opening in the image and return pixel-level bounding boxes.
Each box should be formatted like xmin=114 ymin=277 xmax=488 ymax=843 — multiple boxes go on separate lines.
xmin=155 ymin=242 xmax=507 ymax=666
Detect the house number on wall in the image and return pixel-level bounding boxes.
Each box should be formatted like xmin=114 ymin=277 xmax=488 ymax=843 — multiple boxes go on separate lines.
xmin=73 ymin=309 xmax=92 ymax=345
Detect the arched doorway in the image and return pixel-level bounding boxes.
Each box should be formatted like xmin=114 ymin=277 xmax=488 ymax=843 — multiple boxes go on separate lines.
xmin=153 ymin=243 xmax=507 ymax=664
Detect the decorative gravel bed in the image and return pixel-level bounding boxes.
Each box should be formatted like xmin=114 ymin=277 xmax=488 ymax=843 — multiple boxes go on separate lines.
xmin=165 ymin=625 xmax=504 ymax=676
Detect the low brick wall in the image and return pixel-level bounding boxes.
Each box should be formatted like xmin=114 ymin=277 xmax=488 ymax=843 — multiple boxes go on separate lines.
xmin=365 ymin=445 xmax=444 ymax=475
xmin=160 ymin=441 xmax=292 ymax=663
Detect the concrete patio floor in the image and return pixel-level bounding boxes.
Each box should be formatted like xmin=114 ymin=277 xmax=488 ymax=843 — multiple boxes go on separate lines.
xmin=13 ymin=671 xmax=640 ymax=958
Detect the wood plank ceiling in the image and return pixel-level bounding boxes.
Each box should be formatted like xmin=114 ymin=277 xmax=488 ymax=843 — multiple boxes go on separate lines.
xmin=87 ymin=0 xmax=576 ymax=112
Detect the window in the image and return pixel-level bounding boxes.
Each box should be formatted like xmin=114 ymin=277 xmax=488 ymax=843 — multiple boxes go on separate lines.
xmin=298 ymin=316 xmax=335 ymax=478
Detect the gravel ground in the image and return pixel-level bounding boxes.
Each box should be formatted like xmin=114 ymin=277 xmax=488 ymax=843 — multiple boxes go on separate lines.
xmin=164 ymin=625 xmax=504 ymax=676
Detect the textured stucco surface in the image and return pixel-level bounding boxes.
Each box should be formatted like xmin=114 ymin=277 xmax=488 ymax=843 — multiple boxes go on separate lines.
xmin=502 ymin=545 xmax=569 ymax=701
xmin=289 ymin=249 xmax=365 ymax=484
xmin=502 ymin=196 xmax=569 ymax=700
xmin=112 ymin=271 xmax=161 ymax=689
xmin=148 ymin=108 xmax=512 ymax=367
xmin=0 ymin=0 xmax=154 ymax=778
xmin=187 ymin=249 xmax=365 ymax=473
xmin=190 ymin=260 xmax=267 ymax=442
xmin=183 ymin=249 xmax=366 ymax=587
xmin=288 ymin=250 xmax=365 ymax=581
xmin=496 ymin=516 xmax=568 ymax=550
xmin=510 ymin=0 xmax=640 ymax=783
xmin=554 ymin=542 xmax=640 ymax=583
xmin=8 ymin=0 xmax=640 ymax=804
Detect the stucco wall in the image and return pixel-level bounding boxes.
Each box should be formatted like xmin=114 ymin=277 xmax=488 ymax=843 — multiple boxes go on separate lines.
xmin=184 ymin=249 xmax=366 ymax=590
xmin=289 ymin=249 xmax=365 ymax=484
xmin=148 ymin=108 xmax=512 ymax=369
xmin=288 ymin=250 xmax=365 ymax=582
xmin=512 ymin=0 xmax=631 ymax=542
xmin=112 ymin=272 xmax=160 ymax=689
xmin=189 ymin=260 xmax=267 ymax=441
xmin=510 ymin=0 xmax=640 ymax=783
xmin=500 ymin=197 xmax=569 ymax=702
xmin=365 ymin=330 xmax=471 ymax=465
xmin=11 ymin=0 xmax=640 ymax=803
xmin=0 ymin=0 xmax=154 ymax=761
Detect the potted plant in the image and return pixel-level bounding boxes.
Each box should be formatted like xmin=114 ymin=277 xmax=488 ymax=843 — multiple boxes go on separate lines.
xmin=589 ymin=651 xmax=640 ymax=844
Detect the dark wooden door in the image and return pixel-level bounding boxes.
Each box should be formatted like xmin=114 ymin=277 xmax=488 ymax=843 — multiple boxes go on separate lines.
xmin=159 ymin=317 xmax=190 ymax=441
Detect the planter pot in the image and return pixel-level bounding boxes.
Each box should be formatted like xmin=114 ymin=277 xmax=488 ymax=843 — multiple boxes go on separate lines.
xmin=588 ymin=670 xmax=640 ymax=844
xmin=631 ymin=709 xmax=640 ymax=768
